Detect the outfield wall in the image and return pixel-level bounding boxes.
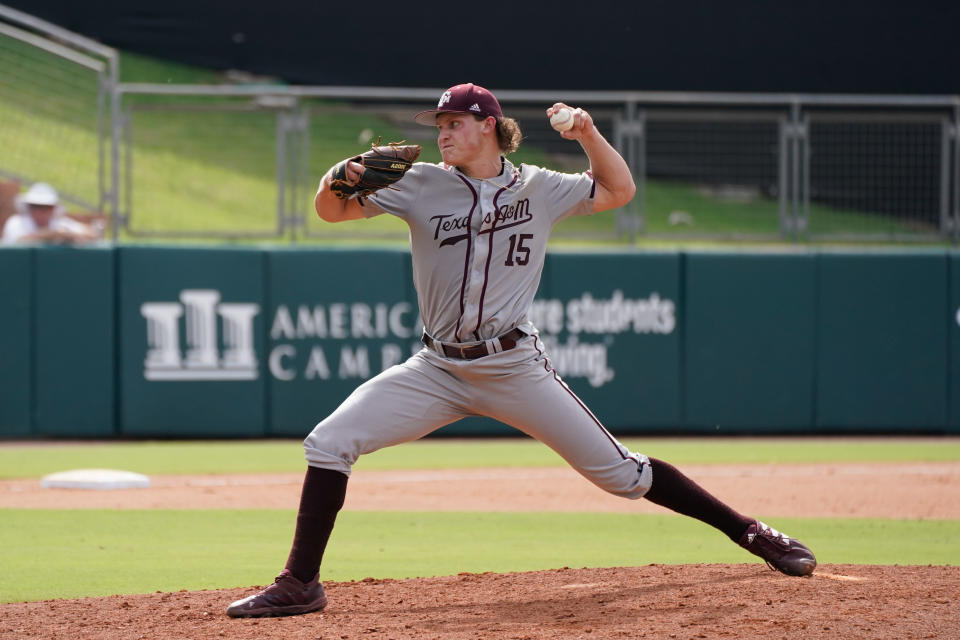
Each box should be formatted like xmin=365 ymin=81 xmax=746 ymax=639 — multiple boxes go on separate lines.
xmin=1 ymin=246 xmax=957 ymax=438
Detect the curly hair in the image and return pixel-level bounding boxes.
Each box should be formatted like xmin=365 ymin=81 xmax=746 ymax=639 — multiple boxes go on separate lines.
xmin=495 ymin=116 xmax=522 ymax=154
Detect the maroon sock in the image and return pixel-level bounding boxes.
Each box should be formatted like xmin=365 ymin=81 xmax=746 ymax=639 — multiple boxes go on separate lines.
xmin=284 ymin=466 xmax=349 ymax=583
xmin=644 ymin=457 xmax=753 ymax=542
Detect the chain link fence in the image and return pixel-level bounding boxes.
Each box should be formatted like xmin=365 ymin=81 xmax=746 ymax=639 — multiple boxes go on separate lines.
xmin=805 ymin=112 xmax=952 ymax=239
xmin=3 ymin=4 xmax=958 ymax=244
xmin=0 ymin=4 xmax=115 ymax=220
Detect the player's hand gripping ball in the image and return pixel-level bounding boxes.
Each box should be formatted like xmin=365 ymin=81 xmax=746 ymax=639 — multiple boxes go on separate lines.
xmin=550 ymin=107 xmax=575 ymax=132
xmin=330 ymin=140 xmax=422 ymax=199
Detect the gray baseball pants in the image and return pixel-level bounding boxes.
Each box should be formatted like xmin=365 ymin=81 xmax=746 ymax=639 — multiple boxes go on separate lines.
xmin=303 ymin=334 xmax=652 ymax=499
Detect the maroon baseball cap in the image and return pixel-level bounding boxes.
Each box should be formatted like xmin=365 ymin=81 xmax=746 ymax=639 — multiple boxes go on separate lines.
xmin=414 ymin=83 xmax=503 ymax=125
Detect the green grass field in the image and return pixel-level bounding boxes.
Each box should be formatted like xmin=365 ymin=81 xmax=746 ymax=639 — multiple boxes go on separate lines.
xmin=1 ymin=437 xmax=958 ymax=603
xmin=3 ymin=510 xmax=956 ymax=603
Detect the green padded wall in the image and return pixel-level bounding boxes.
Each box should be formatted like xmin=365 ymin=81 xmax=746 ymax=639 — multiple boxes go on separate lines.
xmin=4 ymin=246 xmax=956 ymax=438
xmin=684 ymin=252 xmax=817 ymax=431
xmin=118 ymin=247 xmax=266 ymax=436
xmin=542 ymin=252 xmax=683 ymax=431
xmin=266 ymin=249 xmax=417 ymax=437
xmin=950 ymin=252 xmax=960 ymax=432
xmin=0 ymin=248 xmax=33 ymax=436
xmin=816 ymin=252 xmax=948 ymax=430
xmin=33 ymin=248 xmax=116 ymax=436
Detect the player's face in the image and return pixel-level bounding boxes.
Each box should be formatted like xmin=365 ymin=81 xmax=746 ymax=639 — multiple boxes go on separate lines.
xmin=436 ymin=113 xmax=489 ymax=165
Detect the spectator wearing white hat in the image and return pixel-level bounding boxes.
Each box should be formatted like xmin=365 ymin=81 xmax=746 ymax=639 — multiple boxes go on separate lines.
xmin=1 ymin=182 xmax=98 ymax=245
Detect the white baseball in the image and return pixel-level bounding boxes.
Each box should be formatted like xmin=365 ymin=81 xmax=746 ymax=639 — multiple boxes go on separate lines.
xmin=550 ymin=107 xmax=574 ymax=132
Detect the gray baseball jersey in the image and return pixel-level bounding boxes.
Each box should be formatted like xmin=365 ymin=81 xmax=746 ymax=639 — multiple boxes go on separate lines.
xmin=304 ymin=158 xmax=652 ymax=500
xmin=360 ymin=159 xmax=592 ymax=343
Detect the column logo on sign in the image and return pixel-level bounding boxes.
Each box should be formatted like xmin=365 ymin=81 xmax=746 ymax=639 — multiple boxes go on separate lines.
xmin=141 ymin=289 xmax=260 ymax=381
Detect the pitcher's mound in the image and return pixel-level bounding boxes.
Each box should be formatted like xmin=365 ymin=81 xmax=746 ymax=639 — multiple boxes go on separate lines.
xmin=3 ymin=564 xmax=958 ymax=639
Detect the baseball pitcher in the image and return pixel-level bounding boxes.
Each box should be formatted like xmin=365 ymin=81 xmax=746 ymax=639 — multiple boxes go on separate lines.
xmin=227 ymin=83 xmax=816 ymax=618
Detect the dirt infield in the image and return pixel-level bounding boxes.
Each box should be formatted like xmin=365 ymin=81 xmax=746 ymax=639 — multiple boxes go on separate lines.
xmin=4 ymin=565 xmax=959 ymax=639
xmin=2 ymin=461 xmax=959 ymax=639
xmin=3 ymin=462 xmax=959 ymax=518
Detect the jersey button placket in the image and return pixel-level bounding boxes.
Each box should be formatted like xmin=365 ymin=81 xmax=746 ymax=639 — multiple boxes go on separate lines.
xmin=461 ymin=182 xmax=493 ymax=340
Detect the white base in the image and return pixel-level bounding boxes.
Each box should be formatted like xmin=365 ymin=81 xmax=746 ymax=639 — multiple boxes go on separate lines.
xmin=40 ymin=469 xmax=151 ymax=490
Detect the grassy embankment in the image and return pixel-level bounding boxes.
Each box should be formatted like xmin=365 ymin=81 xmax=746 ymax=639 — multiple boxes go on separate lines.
xmin=0 ymin=44 xmax=934 ymax=245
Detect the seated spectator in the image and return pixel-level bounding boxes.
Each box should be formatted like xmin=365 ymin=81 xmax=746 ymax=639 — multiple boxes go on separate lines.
xmin=1 ymin=182 xmax=99 ymax=245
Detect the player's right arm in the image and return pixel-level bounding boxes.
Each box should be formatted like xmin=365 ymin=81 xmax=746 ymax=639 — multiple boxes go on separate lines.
xmin=547 ymin=103 xmax=635 ymax=213
xmin=314 ymin=161 xmax=367 ymax=223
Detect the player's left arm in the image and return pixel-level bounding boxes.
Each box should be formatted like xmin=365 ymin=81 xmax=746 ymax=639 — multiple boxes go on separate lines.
xmin=547 ymin=103 xmax=636 ymax=213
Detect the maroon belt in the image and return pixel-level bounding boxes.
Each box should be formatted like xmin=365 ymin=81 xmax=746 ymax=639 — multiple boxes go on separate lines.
xmin=421 ymin=327 xmax=527 ymax=360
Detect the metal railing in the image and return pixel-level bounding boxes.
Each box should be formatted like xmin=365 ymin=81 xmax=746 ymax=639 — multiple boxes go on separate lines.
xmin=3 ymin=4 xmax=958 ymax=244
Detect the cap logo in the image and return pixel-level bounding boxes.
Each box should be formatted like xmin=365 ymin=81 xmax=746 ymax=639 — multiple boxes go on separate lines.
xmin=438 ymin=91 xmax=452 ymax=107
xmin=469 ymin=103 xmax=481 ymax=112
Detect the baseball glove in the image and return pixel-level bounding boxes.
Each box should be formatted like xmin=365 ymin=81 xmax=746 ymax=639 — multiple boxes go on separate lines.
xmin=329 ymin=140 xmax=422 ymax=200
